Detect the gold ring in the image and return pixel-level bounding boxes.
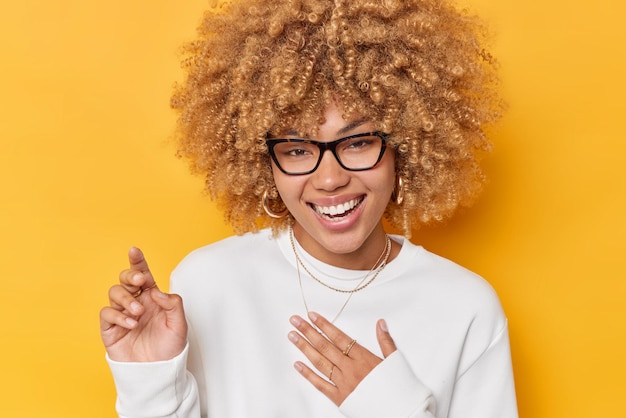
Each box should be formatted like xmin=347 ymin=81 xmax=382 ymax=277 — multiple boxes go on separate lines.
xmin=329 ymin=365 xmax=335 ymax=381
xmin=132 ymin=283 xmax=158 ymax=298
xmin=342 ymin=339 xmax=357 ymax=356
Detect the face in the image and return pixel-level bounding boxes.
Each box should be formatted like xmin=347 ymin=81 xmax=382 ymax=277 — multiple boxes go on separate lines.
xmin=271 ymin=102 xmax=396 ymax=269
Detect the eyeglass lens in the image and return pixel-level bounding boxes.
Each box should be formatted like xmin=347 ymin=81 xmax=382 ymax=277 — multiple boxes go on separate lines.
xmin=272 ymin=134 xmax=384 ymax=174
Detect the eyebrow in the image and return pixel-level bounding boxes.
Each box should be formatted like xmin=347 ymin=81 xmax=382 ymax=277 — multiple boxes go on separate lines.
xmin=337 ymin=118 xmax=369 ymax=135
xmin=281 ymin=117 xmax=370 ymax=138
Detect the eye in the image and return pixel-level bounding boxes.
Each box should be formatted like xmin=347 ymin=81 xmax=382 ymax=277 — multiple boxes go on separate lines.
xmin=275 ymin=142 xmax=317 ymax=158
xmin=348 ymin=139 xmax=371 ymax=149
xmin=285 ymin=147 xmax=312 ymax=157
xmin=342 ymin=136 xmax=377 ymax=151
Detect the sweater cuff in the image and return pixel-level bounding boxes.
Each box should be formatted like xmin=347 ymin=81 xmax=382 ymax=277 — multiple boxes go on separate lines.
xmin=106 ymin=343 xmax=194 ymax=417
xmin=339 ymin=350 xmax=435 ymax=418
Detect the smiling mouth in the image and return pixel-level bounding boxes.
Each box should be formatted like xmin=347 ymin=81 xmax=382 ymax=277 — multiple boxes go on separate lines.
xmin=310 ymin=197 xmax=364 ymax=220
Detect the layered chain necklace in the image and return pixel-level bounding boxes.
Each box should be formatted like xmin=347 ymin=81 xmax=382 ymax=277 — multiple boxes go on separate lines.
xmin=289 ymin=226 xmax=392 ymax=323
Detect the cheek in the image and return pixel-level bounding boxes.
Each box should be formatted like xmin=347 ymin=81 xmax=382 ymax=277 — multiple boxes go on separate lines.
xmin=381 ymin=173 xmax=396 ymax=197
xmin=360 ymin=167 xmax=395 ymax=200
xmin=270 ymin=163 xmax=287 ymax=190
xmin=272 ymin=166 xmax=304 ymax=203
xmin=378 ymin=154 xmax=397 ymax=193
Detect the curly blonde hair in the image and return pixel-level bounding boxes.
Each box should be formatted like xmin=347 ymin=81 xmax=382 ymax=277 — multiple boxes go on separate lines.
xmin=171 ymin=0 xmax=501 ymax=237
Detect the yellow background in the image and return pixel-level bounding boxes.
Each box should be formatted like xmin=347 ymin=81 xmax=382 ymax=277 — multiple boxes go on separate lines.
xmin=1 ymin=0 xmax=624 ymax=416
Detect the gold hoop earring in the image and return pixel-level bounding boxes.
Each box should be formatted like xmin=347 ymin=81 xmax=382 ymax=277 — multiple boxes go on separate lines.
xmin=262 ymin=189 xmax=289 ymax=219
xmin=392 ymin=175 xmax=405 ymax=206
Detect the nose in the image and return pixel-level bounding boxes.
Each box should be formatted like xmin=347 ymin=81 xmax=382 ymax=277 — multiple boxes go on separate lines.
xmin=310 ymin=150 xmax=350 ymax=191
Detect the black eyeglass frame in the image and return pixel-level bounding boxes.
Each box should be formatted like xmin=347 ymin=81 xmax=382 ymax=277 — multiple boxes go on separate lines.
xmin=266 ymin=131 xmax=389 ymax=175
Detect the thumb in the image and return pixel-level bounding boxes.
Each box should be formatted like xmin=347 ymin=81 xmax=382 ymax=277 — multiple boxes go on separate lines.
xmin=376 ymin=319 xmax=397 ymax=358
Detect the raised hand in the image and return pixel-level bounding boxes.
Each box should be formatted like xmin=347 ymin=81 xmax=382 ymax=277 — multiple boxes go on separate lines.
xmin=99 ymin=247 xmax=187 ymax=362
xmin=288 ymin=312 xmax=397 ymax=406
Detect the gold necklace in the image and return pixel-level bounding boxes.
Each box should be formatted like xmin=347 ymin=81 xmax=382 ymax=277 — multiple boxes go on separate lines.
xmin=289 ymin=226 xmax=392 ymax=322
xmin=289 ymin=226 xmax=392 ymax=294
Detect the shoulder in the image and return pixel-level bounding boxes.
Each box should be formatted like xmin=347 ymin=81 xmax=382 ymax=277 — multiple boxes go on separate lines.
xmin=169 ymin=229 xmax=278 ymax=291
xmin=178 ymin=228 xmax=274 ymax=265
xmin=425 ymin=248 xmax=507 ymax=340
xmin=394 ymin=237 xmax=506 ymax=327
xmin=421 ymin=248 xmax=498 ymax=301
xmin=395 ymin=238 xmax=497 ymax=296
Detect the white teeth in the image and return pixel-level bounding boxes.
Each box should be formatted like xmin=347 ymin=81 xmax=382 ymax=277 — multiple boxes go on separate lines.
xmin=314 ymin=198 xmax=362 ymax=217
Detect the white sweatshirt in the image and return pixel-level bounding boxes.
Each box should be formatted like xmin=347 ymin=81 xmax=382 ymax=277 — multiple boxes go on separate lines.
xmin=108 ymin=229 xmax=518 ymax=418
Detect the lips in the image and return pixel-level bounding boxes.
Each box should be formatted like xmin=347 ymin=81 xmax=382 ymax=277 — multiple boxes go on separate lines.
xmin=311 ymin=197 xmax=364 ymax=220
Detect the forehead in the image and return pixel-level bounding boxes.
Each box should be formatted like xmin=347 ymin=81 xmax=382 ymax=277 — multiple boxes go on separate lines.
xmin=276 ymin=103 xmax=374 ymax=139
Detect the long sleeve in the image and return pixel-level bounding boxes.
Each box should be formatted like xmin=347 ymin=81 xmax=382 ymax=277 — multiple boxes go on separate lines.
xmin=447 ymin=323 xmax=518 ymax=418
xmin=339 ymin=324 xmax=517 ymax=418
xmin=339 ymin=350 xmax=437 ymax=418
xmin=106 ymin=344 xmax=201 ymax=418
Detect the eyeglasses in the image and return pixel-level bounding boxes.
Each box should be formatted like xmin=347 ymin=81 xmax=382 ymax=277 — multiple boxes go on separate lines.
xmin=266 ymin=131 xmax=388 ymax=175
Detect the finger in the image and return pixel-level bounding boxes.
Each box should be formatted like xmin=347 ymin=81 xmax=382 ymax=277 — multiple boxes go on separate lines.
xmin=288 ymin=329 xmax=340 ymax=378
xmin=108 ymin=285 xmax=145 ymax=315
xmin=118 ymin=268 xmax=146 ymax=295
xmin=99 ymin=306 xmax=138 ymax=331
xmin=307 ymin=312 xmax=360 ymax=359
xmin=376 ymin=319 xmax=397 ymax=358
xmin=289 ymin=315 xmax=345 ymax=366
xmin=293 ymin=361 xmax=341 ymax=404
xmin=128 ymin=247 xmax=156 ymax=288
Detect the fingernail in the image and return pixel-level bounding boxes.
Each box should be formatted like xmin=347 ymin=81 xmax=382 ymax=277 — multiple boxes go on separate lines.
xmin=308 ymin=311 xmax=319 ymax=322
xmin=288 ymin=332 xmax=299 ymax=343
xmin=130 ymin=301 xmax=142 ymax=314
xmin=132 ymin=273 xmax=142 ymax=284
xmin=294 ymin=362 xmax=303 ymax=372
xmin=125 ymin=317 xmax=137 ymax=327
xmin=289 ymin=316 xmax=301 ymax=327
xmin=153 ymin=288 xmax=168 ymax=299
xmin=379 ymin=319 xmax=389 ymax=333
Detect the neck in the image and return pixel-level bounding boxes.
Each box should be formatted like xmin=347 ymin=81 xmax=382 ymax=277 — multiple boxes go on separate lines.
xmin=291 ymin=223 xmax=394 ymax=270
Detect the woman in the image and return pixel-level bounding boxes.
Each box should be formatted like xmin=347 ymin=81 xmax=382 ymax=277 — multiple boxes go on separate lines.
xmin=100 ymin=0 xmax=517 ymax=417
